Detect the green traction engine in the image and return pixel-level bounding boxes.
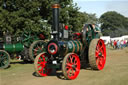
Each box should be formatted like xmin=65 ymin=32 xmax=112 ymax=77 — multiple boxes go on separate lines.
xmin=34 ymin=2 xmax=107 ymax=80
xmin=0 ymin=30 xmax=47 ymax=69
xmin=0 ymin=42 xmax=24 ymax=69
xmin=3 ymin=43 xmax=24 ymax=53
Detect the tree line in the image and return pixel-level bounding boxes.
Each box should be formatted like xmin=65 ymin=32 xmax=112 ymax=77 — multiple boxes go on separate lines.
xmin=0 ymin=0 xmax=128 ymax=37
xmin=100 ymin=11 xmax=128 ymax=37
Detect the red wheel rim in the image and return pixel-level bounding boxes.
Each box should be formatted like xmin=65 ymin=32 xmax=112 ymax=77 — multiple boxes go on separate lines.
xmin=65 ymin=54 xmax=80 ymax=80
xmin=37 ymin=53 xmax=51 ymax=76
xmin=95 ymin=39 xmax=106 ymax=70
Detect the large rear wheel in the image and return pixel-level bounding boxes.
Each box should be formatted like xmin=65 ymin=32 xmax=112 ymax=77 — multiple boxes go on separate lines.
xmin=0 ymin=50 xmax=10 ymax=69
xmin=89 ymin=39 xmax=106 ymax=70
xmin=62 ymin=53 xmax=80 ymax=80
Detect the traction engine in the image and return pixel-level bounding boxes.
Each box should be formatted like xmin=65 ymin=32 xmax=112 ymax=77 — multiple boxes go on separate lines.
xmin=0 ymin=30 xmax=47 ymax=69
xmin=34 ymin=3 xmax=106 ymax=80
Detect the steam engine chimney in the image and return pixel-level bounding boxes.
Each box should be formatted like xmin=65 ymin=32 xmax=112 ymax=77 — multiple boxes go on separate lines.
xmin=52 ymin=3 xmax=60 ymax=40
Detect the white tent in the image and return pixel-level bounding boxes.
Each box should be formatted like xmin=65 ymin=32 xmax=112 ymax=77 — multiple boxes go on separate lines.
xmin=100 ymin=36 xmax=110 ymax=44
xmin=111 ymin=37 xmax=123 ymax=41
xmin=122 ymin=35 xmax=128 ymax=41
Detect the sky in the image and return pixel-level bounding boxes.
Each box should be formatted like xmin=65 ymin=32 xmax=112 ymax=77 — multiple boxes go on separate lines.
xmin=73 ymin=0 xmax=128 ymax=18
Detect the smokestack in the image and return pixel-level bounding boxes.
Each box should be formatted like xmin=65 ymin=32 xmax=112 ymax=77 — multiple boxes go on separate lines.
xmin=52 ymin=3 xmax=60 ymax=40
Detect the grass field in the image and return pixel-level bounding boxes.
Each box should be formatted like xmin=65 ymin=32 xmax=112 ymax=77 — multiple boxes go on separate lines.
xmin=0 ymin=48 xmax=128 ymax=85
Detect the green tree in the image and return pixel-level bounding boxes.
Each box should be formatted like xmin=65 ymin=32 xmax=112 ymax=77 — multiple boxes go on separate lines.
xmin=0 ymin=0 xmax=50 ymax=36
xmin=100 ymin=11 xmax=128 ymax=37
xmin=86 ymin=13 xmax=98 ymax=24
xmin=0 ymin=0 xmax=98 ymax=36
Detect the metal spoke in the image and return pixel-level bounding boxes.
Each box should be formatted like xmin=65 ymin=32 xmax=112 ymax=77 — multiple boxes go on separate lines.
xmin=66 ymin=63 xmax=72 ymax=67
xmin=63 ymin=53 xmax=80 ymax=80
xmin=70 ymin=55 xmax=73 ymax=64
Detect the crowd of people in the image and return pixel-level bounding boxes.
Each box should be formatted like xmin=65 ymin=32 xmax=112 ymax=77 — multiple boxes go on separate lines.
xmin=110 ymin=40 xmax=128 ymax=49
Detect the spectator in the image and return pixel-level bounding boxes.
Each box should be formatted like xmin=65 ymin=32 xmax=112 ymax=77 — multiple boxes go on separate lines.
xmin=117 ymin=40 xmax=120 ymax=49
xmin=123 ymin=40 xmax=126 ymax=47
xmin=113 ymin=40 xmax=117 ymax=49
xmin=120 ymin=40 xmax=124 ymax=49
xmin=127 ymin=40 xmax=128 ymax=47
xmin=112 ymin=40 xmax=114 ymax=48
xmin=110 ymin=40 xmax=112 ymax=47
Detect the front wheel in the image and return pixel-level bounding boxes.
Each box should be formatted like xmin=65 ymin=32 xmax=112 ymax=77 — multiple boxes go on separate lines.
xmin=0 ymin=50 xmax=10 ymax=69
xmin=34 ymin=53 xmax=52 ymax=76
xmin=89 ymin=39 xmax=106 ymax=70
xmin=62 ymin=53 xmax=80 ymax=80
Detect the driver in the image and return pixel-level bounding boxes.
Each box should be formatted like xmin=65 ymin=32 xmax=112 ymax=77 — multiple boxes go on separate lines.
xmin=92 ymin=24 xmax=102 ymax=36
xmin=92 ymin=24 xmax=101 ymax=33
